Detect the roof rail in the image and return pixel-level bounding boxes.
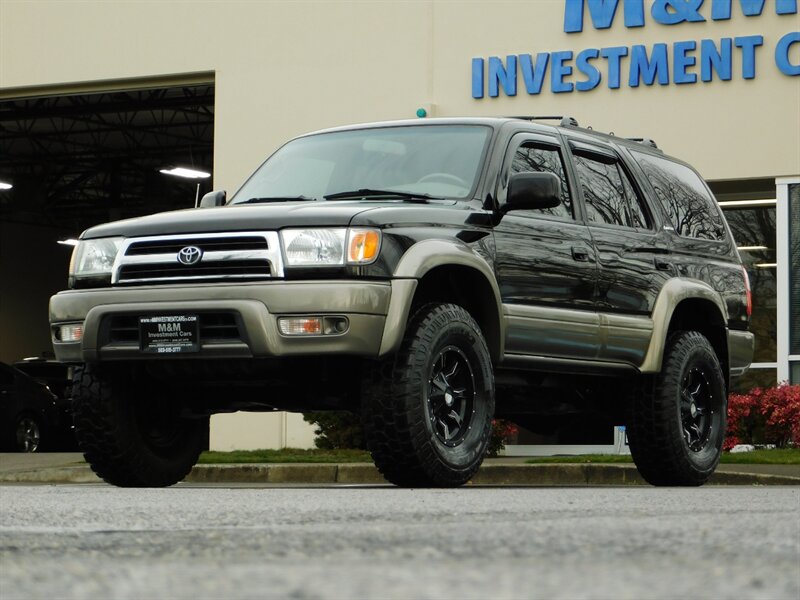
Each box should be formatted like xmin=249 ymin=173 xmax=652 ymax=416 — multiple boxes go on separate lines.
xmin=507 ymin=116 xmax=580 ymax=128
xmin=628 ymin=137 xmax=660 ymax=150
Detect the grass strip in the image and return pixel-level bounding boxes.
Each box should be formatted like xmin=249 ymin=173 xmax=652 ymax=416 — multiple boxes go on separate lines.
xmin=199 ymin=448 xmax=372 ymax=464
xmin=199 ymin=448 xmax=799 ymax=465
xmin=523 ymin=449 xmax=800 ymax=465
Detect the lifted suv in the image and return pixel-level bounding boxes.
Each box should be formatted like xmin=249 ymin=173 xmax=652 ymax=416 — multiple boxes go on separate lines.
xmin=50 ymin=117 xmax=754 ymax=487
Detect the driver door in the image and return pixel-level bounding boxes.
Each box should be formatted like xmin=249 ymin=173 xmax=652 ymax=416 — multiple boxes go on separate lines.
xmin=493 ymin=132 xmax=600 ymax=361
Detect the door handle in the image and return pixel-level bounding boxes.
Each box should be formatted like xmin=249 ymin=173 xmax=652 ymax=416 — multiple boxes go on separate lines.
xmin=571 ymin=247 xmax=590 ymax=262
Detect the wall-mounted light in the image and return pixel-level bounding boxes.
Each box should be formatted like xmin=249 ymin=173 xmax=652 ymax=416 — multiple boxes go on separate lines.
xmin=159 ymin=167 xmax=211 ymax=179
xmin=738 ymin=246 xmax=769 ymax=251
xmin=718 ymin=199 xmax=777 ymax=208
xmin=0 ymin=181 xmax=12 ymax=190
xmin=755 ymin=263 xmax=777 ymax=268
xmin=57 ymin=239 xmax=79 ymax=246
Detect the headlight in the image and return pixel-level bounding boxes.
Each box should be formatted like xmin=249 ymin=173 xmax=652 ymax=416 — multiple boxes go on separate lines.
xmin=69 ymin=237 xmax=124 ymax=285
xmin=281 ymin=228 xmax=380 ymax=266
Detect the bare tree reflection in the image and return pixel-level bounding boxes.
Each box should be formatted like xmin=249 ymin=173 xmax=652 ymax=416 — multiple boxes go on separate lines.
xmin=633 ymin=152 xmax=725 ymax=241
xmin=511 ymin=145 xmax=573 ymax=219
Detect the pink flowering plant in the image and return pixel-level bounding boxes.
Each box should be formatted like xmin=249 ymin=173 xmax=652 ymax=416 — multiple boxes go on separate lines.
xmin=486 ymin=419 xmax=519 ymax=457
xmin=725 ymin=384 xmax=800 ymax=451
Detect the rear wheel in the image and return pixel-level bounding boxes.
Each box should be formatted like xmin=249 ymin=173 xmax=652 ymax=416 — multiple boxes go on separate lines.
xmin=72 ymin=363 xmax=207 ymax=487
xmin=627 ymin=331 xmax=726 ymax=486
xmin=362 ymin=303 xmax=495 ymax=487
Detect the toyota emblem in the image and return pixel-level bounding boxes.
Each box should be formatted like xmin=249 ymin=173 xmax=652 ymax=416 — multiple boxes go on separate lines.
xmin=177 ymin=246 xmax=203 ymax=266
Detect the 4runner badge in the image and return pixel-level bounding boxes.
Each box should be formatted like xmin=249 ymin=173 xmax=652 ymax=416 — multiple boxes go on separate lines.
xmin=177 ymin=246 xmax=202 ymax=266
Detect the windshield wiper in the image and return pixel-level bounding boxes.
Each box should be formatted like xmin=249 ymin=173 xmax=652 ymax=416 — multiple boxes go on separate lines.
xmin=324 ymin=189 xmax=439 ymax=202
xmin=238 ymin=196 xmax=315 ymax=204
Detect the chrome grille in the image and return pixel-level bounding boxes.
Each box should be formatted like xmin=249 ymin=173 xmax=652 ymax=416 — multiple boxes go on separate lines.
xmin=113 ymin=232 xmax=283 ymax=284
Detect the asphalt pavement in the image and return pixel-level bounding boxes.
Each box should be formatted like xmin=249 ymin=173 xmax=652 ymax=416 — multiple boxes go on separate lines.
xmin=1 ymin=485 xmax=798 ymax=600
xmin=1 ymin=453 xmax=798 ymax=485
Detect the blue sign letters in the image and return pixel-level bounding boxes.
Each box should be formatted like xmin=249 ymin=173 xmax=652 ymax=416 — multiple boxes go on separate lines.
xmin=473 ymin=0 xmax=799 ymax=99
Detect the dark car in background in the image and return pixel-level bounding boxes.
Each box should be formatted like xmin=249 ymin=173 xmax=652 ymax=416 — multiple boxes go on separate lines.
xmin=0 ymin=360 xmax=75 ymax=452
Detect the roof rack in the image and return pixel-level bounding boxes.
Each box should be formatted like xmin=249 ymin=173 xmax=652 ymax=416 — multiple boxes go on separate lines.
xmin=508 ymin=116 xmax=579 ymax=128
xmin=628 ymin=137 xmax=660 ymax=149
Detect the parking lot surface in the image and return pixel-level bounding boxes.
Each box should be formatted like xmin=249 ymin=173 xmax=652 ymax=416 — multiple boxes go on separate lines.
xmin=1 ymin=485 xmax=798 ymax=599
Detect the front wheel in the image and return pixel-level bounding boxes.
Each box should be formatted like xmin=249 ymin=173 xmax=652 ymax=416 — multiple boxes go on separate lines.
xmin=627 ymin=330 xmax=726 ymax=486
xmin=362 ymin=303 xmax=495 ymax=487
xmin=72 ymin=363 xmax=207 ymax=487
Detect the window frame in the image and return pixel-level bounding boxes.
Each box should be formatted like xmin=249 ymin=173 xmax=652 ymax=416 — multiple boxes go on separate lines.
xmin=564 ymin=139 xmax=657 ymax=233
xmin=498 ymin=132 xmax=581 ymax=223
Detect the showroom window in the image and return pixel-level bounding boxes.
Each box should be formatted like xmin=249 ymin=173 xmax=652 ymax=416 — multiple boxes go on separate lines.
xmin=788 ymin=182 xmax=800 ymax=384
xmin=723 ymin=201 xmax=778 ymax=393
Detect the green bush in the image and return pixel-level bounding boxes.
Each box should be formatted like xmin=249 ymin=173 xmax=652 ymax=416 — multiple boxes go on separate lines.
xmin=304 ymin=412 xmax=519 ymax=456
xmin=303 ymin=411 xmax=366 ymax=449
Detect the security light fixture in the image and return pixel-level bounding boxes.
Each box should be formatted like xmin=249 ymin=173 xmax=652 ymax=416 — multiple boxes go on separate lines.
xmin=737 ymin=246 xmax=769 ymax=251
xmin=755 ymin=263 xmax=778 ymax=268
xmin=0 ymin=181 xmax=12 ymax=190
xmin=159 ymin=167 xmax=211 ymax=179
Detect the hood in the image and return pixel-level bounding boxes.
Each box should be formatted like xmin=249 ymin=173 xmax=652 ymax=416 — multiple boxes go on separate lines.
xmin=81 ymin=201 xmax=380 ymax=239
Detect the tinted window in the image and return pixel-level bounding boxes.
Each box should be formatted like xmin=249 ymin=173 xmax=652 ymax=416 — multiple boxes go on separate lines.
xmin=573 ymin=153 xmax=649 ymax=228
xmin=510 ymin=144 xmax=573 ymax=219
xmin=633 ymin=151 xmax=725 ymax=240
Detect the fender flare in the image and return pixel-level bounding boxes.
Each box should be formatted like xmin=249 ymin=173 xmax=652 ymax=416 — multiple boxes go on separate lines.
xmin=378 ymin=239 xmax=505 ymax=359
xmin=639 ymin=278 xmax=728 ymax=373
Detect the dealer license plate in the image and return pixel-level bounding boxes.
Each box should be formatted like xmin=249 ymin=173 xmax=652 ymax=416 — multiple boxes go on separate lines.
xmin=139 ymin=315 xmax=199 ymax=354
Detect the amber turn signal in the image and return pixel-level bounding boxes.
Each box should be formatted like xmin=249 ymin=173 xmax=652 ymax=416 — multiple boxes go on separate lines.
xmin=347 ymin=229 xmax=380 ymax=264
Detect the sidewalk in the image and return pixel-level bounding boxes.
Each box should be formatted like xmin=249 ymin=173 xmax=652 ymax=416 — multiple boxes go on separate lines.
xmin=1 ymin=453 xmax=798 ymax=486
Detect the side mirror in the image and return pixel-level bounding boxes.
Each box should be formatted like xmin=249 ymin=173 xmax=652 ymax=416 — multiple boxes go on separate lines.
xmin=199 ymin=190 xmax=226 ymax=208
xmin=502 ymin=172 xmax=561 ymax=213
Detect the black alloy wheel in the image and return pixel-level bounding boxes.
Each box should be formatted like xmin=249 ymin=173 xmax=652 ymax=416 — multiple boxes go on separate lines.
xmin=681 ymin=367 xmax=715 ymax=453
xmin=627 ymin=330 xmax=726 ymax=486
xmin=427 ymin=346 xmax=476 ymax=447
xmin=362 ymin=303 xmax=495 ymax=487
xmin=15 ymin=416 xmax=42 ymax=452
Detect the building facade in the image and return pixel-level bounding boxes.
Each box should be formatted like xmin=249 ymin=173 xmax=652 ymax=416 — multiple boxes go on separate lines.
xmin=1 ymin=1 xmax=798 ymax=451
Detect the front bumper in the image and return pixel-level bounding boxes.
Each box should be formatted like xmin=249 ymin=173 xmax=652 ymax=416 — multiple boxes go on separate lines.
xmin=49 ymin=280 xmax=394 ymax=363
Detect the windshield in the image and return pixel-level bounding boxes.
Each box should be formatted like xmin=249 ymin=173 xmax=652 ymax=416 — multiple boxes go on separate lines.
xmin=230 ymin=125 xmax=491 ymax=204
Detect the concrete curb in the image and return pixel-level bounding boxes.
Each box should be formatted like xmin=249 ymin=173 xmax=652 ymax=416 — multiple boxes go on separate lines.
xmin=1 ymin=462 xmax=798 ymax=486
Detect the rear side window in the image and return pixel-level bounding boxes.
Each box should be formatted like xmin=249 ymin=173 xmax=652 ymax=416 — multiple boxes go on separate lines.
xmin=632 ymin=151 xmax=725 ymax=241
xmin=572 ymin=153 xmax=650 ymax=229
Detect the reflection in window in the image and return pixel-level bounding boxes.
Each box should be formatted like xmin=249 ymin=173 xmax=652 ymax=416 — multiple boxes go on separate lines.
xmin=724 ymin=206 xmax=777 ymax=363
xmin=573 ymin=154 xmax=649 ymax=228
xmin=510 ymin=144 xmax=573 ymax=219
xmin=633 ymin=151 xmax=725 ymax=240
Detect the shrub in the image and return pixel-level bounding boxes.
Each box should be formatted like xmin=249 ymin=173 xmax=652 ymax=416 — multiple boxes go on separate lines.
xmin=725 ymin=384 xmax=800 ymax=450
xmin=304 ymin=412 xmax=520 ymax=456
xmin=302 ymin=412 xmax=366 ymax=450
xmin=486 ymin=419 xmax=519 ymax=457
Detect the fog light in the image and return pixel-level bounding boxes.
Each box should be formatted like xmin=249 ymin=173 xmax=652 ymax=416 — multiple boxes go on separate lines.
xmin=58 ymin=323 xmax=84 ymax=342
xmin=278 ymin=316 xmax=349 ymax=336
xmin=279 ymin=317 xmax=322 ymax=336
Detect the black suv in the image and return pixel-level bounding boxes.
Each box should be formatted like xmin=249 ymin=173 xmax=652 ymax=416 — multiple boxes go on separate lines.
xmin=49 ymin=117 xmax=753 ymax=487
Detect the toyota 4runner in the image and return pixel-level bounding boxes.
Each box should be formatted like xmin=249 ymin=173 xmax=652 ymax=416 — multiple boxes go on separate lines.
xmin=49 ymin=117 xmax=754 ymax=487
